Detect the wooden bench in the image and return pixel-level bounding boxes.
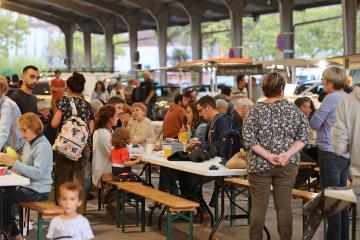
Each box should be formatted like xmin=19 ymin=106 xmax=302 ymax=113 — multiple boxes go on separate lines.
xmin=110 ymin=181 xmax=199 ymax=240
xmin=224 ymin=177 xmax=318 ymax=233
xmin=98 ymin=172 xmax=114 ymax=210
xmin=18 ymin=202 xmax=63 ymax=240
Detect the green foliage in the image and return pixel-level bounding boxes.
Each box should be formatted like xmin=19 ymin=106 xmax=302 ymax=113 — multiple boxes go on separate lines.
xmin=0 ymin=10 xmax=29 ymax=57
xmin=0 ymin=55 xmax=46 ymax=76
xmin=169 ymin=48 xmax=190 ymax=65
xmin=48 ymin=31 xmax=126 ymax=69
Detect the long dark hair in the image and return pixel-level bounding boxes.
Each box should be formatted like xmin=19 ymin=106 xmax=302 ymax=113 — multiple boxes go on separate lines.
xmin=94 ymin=104 xmax=116 ymax=130
xmin=186 ymin=102 xmax=202 ymax=130
xmin=94 ymin=81 xmax=105 ymax=92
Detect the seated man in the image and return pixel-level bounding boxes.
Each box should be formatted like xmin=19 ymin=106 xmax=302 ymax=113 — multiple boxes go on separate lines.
xmin=163 ymin=94 xmax=189 ymax=139
xmin=216 ymin=99 xmax=229 ymax=114
xmin=231 ymin=98 xmax=254 ymax=131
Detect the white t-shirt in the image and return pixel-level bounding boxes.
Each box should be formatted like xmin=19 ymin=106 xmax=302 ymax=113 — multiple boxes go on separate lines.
xmin=46 ymin=215 xmax=94 ymax=240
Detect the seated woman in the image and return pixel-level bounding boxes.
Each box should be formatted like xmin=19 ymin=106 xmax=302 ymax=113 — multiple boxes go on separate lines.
xmin=182 ymin=102 xmax=207 ymax=143
xmin=294 ymin=97 xmax=319 ymax=188
xmin=0 ymin=113 xmax=53 ymax=240
xmin=92 ymin=105 xmax=119 ymax=187
xmin=129 ymin=103 xmax=155 ymax=146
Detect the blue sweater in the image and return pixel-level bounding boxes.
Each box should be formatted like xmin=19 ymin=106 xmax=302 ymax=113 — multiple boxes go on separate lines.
xmin=310 ymin=91 xmax=347 ymax=153
xmin=13 ymin=135 xmax=53 ymax=193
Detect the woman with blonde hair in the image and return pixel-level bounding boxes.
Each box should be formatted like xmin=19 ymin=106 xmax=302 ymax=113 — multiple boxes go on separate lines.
xmin=0 ymin=76 xmax=25 ymax=155
xmin=130 ymin=102 xmax=155 ymax=146
xmin=0 ymin=113 xmax=53 ymax=240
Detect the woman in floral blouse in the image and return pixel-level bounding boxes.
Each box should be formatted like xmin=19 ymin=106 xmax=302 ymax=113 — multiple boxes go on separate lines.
xmin=243 ymin=72 xmax=310 ymax=240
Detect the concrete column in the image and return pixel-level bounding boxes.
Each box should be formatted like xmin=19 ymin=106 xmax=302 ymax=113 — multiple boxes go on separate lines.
xmin=99 ymin=17 xmax=116 ymax=71
xmin=224 ymin=0 xmax=244 ymax=57
xmin=61 ymin=24 xmax=76 ymax=71
xmin=128 ymin=21 xmax=138 ymax=74
xmin=155 ymin=9 xmax=169 ymax=84
xmin=342 ymin=0 xmax=357 ymax=55
xmin=83 ymin=30 xmax=92 ymax=70
xmin=278 ymin=0 xmax=294 ymax=59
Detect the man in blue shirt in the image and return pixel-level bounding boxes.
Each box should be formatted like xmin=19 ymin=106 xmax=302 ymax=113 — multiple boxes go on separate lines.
xmin=310 ymin=66 xmax=349 ymax=240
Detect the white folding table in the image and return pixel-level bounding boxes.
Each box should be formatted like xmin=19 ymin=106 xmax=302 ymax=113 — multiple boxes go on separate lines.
xmin=142 ymin=153 xmax=247 ymax=240
xmin=0 ymin=171 xmax=30 ymax=239
xmin=324 ymin=188 xmax=357 ymax=240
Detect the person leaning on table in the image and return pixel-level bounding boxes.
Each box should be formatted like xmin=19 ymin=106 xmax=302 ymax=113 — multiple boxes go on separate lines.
xmin=0 ymin=113 xmax=53 ymax=240
xmin=243 ymin=72 xmax=310 ymax=240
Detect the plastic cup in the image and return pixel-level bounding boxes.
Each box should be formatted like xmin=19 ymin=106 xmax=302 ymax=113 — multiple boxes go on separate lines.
xmin=146 ymin=143 xmax=155 ymax=154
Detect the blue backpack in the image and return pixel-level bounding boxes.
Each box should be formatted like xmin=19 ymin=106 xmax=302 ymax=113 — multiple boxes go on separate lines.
xmin=222 ymin=114 xmax=243 ymax=160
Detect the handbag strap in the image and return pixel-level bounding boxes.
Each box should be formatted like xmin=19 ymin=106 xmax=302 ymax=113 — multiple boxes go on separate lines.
xmin=69 ymin=97 xmax=78 ymax=116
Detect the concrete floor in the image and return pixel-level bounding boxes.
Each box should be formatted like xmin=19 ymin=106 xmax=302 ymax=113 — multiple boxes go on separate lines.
xmin=25 ymin=190 xmax=360 ymax=240
xmin=25 ymin=166 xmax=360 ymax=240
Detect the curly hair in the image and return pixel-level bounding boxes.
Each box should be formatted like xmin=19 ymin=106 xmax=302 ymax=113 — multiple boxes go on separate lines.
xmin=112 ymin=128 xmax=130 ymax=148
xmin=94 ymin=104 xmax=116 ymax=130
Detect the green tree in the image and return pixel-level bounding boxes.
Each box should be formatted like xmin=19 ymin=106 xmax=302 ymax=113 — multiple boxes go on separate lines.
xmin=48 ymin=31 xmax=126 ymax=69
xmin=169 ymin=48 xmax=190 ymax=65
xmin=0 ymin=10 xmax=29 ymax=57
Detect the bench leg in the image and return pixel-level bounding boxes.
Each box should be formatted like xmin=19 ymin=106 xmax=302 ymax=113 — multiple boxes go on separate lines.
xmin=158 ymin=206 xmax=167 ymax=230
xmin=189 ymin=211 xmax=194 ymax=240
xmin=37 ymin=213 xmax=43 ymax=240
xmin=19 ymin=206 xmax=24 ymax=236
xmin=116 ymin=188 xmax=121 ymax=228
xmin=230 ymin=185 xmax=235 ymax=227
xmin=98 ymin=187 xmax=101 ymax=211
xmin=166 ymin=208 xmax=173 ymax=240
xmin=136 ymin=200 xmax=139 ymax=227
xmin=121 ymin=191 xmax=126 ymax=233
xmin=141 ymin=197 xmax=145 ymax=232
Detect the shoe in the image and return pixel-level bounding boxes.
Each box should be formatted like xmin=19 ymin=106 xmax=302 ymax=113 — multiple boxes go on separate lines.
xmin=194 ymin=212 xmax=211 ymax=223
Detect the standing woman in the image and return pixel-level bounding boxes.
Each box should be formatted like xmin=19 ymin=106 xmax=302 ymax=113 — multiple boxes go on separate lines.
xmin=130 ymin=103 xmax=155 ymax=146
xmin=243 ymin=73 xmax=310 ymax=240
xmin=0 ymin=76 xmax=25 ymax=154
xmin=92 ymin=104 xmax=119 ymax=187
xmin=51 ymin=72 xmax=95 ymax=213
xmin=92 ymin=81 xmax=109 ymax=104
xmin=0 ymin=113 xmax=53 ymax=240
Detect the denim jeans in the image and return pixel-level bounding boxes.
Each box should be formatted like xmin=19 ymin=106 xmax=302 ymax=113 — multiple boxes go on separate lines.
xmin=146 ymin=101 xmax=155 ymax=120
xmin=2 ymin=187 xmax=49 ymax=236
xmin=318 ymin=149 xmax=350 ymax=240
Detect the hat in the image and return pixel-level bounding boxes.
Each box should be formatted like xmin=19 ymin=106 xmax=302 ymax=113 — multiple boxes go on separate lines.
xmin=216 ymin=99 xmax=228 ymax=110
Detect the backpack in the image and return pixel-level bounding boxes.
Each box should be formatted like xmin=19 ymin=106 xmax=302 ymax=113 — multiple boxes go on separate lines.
xmin=53 ymin=97 xmax=89 ymax=161
xmin=222 ymin=113 xmax=243 ymax=160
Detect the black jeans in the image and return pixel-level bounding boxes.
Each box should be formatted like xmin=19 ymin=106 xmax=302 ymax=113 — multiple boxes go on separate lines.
xmin=2 ymin=187 xmax=49 ymax=236
xmin=318 ymin=149 xmax=350 ymax=240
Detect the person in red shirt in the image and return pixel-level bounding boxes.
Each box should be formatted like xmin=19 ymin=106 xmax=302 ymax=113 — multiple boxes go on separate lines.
xmin=50 ymin=69 xmax=66 ymax=112
xmin=111 ymin=128 xmax=141 ymax=175
xmin=163 ymin=94 xmax=190 ymax=139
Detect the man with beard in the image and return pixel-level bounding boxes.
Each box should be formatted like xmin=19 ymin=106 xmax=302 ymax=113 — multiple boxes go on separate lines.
xmin=11 ymin=65 xmax=40 ymax=114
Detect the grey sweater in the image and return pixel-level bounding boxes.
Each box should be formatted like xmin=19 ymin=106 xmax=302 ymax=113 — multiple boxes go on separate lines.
xmin=333 ymin=86 xmax=360 ymax=177
xmin=13 ymin=135 xmax=53 ymax=193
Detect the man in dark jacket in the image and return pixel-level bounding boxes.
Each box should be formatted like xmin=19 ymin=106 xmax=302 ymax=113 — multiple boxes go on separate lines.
xmin=196 ymin=96 xmax=232 ymax=158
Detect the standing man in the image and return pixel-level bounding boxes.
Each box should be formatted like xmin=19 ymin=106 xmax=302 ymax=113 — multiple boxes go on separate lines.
xmin=231 ymin=75 xmax=248 ymax=99
xmin=310 ymin=66 xmax=349 ymax=240
xmin=163 ymin=94 xmax=189 ymax=139
xmin=11 ymin=65 xmax=39 ymax=114
xmin=141 ymin=71 xmax=157 ymax=120
xmin=50 ymin=69 xmax=66 ymax=112
xmin=332 ymin=78 xmax=360 ymax=228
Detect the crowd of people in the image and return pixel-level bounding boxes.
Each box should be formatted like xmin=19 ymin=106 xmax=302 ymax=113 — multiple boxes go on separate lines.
xmin=0 ymin=64 xmax=359 ymax=240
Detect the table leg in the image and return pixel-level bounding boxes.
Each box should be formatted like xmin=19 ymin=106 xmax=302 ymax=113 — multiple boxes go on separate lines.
xmin=209 ymin=177 xmax=224 ymax=240
xmin=0 ymin=187 xmax=9 ymax=240
xmin=352 ymin=203 xmax=356 ymax=240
